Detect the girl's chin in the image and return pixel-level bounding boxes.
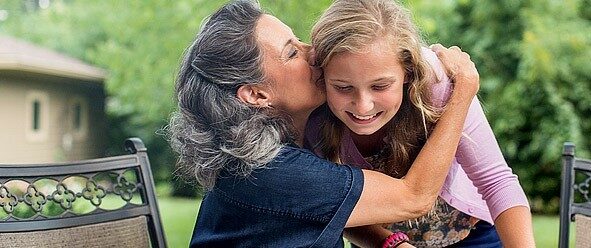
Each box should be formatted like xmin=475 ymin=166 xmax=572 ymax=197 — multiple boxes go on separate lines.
xmin=348 ymin=127 xmax=380 ymax=136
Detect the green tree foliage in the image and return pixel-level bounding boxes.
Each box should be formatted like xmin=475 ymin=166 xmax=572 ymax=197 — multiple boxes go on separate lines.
xmin=260 ymin=0 xmax=332 ymax=41
xmin=410 ymin=0 xmax=591 ymax=213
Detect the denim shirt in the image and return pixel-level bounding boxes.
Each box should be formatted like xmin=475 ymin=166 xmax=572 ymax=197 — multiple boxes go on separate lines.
xmin=190 ymin=145 xmax=364 ymax=247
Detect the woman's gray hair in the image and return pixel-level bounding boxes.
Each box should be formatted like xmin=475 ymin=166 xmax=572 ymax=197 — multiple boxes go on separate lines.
xmin=168 ymin=0 xmax=293 ymax=189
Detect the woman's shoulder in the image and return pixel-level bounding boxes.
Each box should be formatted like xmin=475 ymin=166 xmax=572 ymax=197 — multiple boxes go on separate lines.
xmin=276 ymin=145 xmax=340 ymax=172
xmin=213 ymin=145 xmax=363 ymax=222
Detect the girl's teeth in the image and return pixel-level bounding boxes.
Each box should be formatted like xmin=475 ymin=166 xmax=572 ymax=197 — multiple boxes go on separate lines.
xmin=352 ymin=113 xmax=376 ymax=120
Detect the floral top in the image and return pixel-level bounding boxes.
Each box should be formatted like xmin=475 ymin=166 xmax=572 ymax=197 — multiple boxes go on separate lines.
xmin=388 ymin=198 xmax=476 ymax=247
xmin=366 ymin=152 xmax=478 ymax=247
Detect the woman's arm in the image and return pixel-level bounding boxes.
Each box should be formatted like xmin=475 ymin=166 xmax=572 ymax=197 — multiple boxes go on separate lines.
xmin=346 ymin=45 xmax=479 ymax=227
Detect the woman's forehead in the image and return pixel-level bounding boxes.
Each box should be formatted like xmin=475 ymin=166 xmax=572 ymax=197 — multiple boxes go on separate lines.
xmin=256 ymin=14 xmax=295 ymax=52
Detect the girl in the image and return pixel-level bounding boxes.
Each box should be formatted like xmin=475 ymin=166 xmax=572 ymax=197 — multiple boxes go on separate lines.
xmin=307 ymin=0 xmax=534 ymax=247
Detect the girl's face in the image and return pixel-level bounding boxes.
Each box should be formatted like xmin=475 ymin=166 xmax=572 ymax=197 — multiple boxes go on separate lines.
xmin=324 ymin=38 xmax=405 ymax=135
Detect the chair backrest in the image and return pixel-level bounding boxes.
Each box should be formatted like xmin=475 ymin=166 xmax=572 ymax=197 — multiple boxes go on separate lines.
xmin=559 ymin=142 xmax=591 ymax=248
xmin=0 ymin=138 xmax=166 ymax=248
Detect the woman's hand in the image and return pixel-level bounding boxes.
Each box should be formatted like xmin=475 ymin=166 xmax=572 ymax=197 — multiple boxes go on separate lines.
xmin=430 ymin=44 xmax=480 ymax=100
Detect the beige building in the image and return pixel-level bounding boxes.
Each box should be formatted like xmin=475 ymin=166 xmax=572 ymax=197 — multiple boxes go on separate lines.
xmin=0 ymin=36 xmax=107 ymax=163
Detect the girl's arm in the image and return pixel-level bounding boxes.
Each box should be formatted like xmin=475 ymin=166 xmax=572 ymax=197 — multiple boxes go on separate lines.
xmin=454 ymin=95 xmax=534 ymax=247
xmin=346 ymin=45 xmax=479 ymax=227
xmin=495 ymin=206 xmax=535 ymax=247
xmin=426 ymin=44 xmax=534 ymax=246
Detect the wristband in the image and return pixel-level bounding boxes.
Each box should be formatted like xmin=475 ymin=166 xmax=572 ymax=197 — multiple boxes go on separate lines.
xmin=382 ymin=231 xmax=410 ymax=248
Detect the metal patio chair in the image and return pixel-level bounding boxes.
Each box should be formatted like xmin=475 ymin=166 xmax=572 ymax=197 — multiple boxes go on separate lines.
xmin=0 ymin=138 xmax=166 ymax=247
xmin=559 ymin=142 xmax=591 ymax=248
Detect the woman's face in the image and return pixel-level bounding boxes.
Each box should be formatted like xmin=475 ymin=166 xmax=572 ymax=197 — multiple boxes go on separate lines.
xmin=324 ymin=38 xmax=405 ymax=135
xmin=256 ymin=14 xmax=324 ymax=120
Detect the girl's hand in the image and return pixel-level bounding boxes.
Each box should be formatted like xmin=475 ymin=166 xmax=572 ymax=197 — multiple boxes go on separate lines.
xmin=430 ymin=44 xmax=480 ymax=99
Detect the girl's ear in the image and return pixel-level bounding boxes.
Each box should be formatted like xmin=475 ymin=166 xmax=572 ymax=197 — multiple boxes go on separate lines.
xmin=236 ymin=84 xmax=273 ymax=108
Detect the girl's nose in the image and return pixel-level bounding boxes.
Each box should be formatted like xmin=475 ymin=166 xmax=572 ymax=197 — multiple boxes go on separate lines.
xmin=353 ymin=93 xmax=374 ymax=114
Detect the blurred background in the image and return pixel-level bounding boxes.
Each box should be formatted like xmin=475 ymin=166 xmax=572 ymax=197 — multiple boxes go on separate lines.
xmin=0 ymin=0 xmax=589 ymax=247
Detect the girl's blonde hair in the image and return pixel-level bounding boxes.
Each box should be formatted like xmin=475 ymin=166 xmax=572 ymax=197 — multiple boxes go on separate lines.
xmin=311 ymin=0 xmax=442 ymax=177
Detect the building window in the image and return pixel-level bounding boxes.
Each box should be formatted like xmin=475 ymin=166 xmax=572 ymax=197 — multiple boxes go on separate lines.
xmin=25 ymin=91 xmax=49 ymax=142
xmin=70 ymin=97 xmax=88 ymax=139
xmin=73 ymin=102 xmax=82 ymax=130
xmin=33 ymin=100 xmax=41 ymax=130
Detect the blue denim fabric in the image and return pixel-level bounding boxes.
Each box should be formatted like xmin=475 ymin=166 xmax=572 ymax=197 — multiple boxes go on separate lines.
xmin=447 ymin=221 xmax=502 ymax=248
xmin=190 ymin=145 xmax=364 ymax=248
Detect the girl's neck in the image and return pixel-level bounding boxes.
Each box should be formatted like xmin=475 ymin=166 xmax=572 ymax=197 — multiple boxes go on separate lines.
xmin=350 ymin=126 xmax=389 ymax=157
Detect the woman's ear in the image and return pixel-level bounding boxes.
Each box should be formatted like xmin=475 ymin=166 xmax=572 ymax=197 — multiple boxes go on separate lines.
xmin=236 ymin=85 xmax=273 ymax=108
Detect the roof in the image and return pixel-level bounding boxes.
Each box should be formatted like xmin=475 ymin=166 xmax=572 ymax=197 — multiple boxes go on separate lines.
xmin=0 ymin=35 xmax=106 ymax=82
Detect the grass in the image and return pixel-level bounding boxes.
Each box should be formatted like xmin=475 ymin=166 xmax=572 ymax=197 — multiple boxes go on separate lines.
xmin=157 ymin=196 xmax=575 ymax=247
xmin=158 ymin=196 xmax=201 ymax=248
xmin=533 ymin=215 xmax=574 ymax=248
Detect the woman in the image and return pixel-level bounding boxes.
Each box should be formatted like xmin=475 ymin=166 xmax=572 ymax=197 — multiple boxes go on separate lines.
xmin=168 ymin=0 xmax=478 ymax=247
xmin=307 ymin=0 xmax=534 ymax=247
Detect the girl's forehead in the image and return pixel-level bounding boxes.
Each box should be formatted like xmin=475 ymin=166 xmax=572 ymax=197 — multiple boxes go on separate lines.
xmin=322 ymin=35 xmax=400 ymax=66
xmin=330 ymin=38 xmax=398 ymax=63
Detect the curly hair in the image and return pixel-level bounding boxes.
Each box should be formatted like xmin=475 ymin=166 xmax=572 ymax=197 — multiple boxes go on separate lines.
xmin=167 ymin=0 xmax=294 ymax=189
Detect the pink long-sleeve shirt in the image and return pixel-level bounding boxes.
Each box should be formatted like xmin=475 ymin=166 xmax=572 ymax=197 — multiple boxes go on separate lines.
xmin=304 ymin=47 xmax=530 ymax=224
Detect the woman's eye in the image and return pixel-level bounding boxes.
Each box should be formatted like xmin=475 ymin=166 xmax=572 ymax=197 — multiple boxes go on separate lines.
xmin=288 ymin=47 xmax=299 ymax=59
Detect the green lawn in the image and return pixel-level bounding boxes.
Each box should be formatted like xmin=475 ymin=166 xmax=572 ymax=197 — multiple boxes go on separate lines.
xmin=533 ymin=215 xmax=574 ymax=248
xmin=158 ymin=196 xmax=201 ymax=248
xmin=157 ymin=196 xmax=575 ymax=247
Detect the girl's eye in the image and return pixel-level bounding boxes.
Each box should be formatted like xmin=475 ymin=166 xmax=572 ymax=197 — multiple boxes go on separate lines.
xmin=372 ymin=84 xmax=390 ymax=91
xmin=333 ymin=85 xmax=352 ymax=92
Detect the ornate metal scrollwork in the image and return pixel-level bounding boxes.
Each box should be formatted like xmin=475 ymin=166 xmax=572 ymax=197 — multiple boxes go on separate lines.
xmin=574 ymin=172 xmax=591 ymax=203
xmin=114 ymin=176 xmax=138 ymax=202
xmin=50 ymin=183 xmax=77 ymax=210
xmin=23 ymin=185 xmax=47 ymax=212
xmin=0 ymin=185 xmax=18 ymax=214
xmin=82 ymin=181 xmax=107 ymax=206
xmin=1 ymin=168 xmax=146 ymax=220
